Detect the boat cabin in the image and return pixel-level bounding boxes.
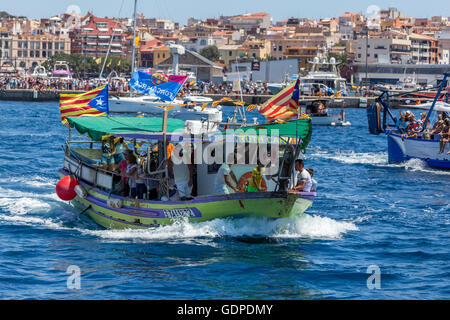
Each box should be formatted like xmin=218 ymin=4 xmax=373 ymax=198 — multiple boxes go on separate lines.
xmin=62 ymin=116 xmax=313 ymax=202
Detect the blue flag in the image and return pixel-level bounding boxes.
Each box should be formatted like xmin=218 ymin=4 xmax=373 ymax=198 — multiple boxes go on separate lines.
xmin=129 ymin=71 xmax=188 ymax=102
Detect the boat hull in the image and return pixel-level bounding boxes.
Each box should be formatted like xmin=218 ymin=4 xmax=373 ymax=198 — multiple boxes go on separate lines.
xmin=60 ymin=171 xmax=315 ymax=230
xmin=387 ymin=131 xmax=450 ymax=169
xmin=310 ymin=113 xmax=350 ymax=126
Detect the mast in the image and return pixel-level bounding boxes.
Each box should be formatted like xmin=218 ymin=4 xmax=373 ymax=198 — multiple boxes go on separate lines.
xmin=130 ymin=0 xmax=138 ymax=97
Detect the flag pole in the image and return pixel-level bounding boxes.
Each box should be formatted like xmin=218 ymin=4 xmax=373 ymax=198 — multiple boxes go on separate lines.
xmin=130 ymin=0 xmax=138 ymax=98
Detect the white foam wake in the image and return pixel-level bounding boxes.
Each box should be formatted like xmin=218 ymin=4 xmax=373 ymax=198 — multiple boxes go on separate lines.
xmin=310 ymin=150 xmax=388 ymax=165
xmin=404 ymin=158 xmax=450 ymax=175
xmin=80 ymin=214 xmax=359 ymax=242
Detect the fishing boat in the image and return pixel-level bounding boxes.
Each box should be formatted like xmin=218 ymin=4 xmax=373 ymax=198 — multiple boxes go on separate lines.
xmin=57 ymin=115 xmax=315 ymax=229
xmin=367 ymin=73 xmax=450 ymax=169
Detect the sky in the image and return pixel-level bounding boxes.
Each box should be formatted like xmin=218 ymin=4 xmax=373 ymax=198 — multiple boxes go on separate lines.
xmin=2 ymin=0 xmax=450 ymax=24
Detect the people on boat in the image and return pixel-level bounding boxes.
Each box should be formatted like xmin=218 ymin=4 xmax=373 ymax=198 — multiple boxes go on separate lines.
xmin=248 ymin=160 xmax=265 ymax=192
xmin=290 ymin=159 xmax=312 ymax=192
xmin=401 ymin=112 xmax=420 ymax=140
xmin=306 ymin=168 xmax=317 ymax=193
xmin=215 ymin=155 xmax=240 ymax=194
xmin=122 ymin=153 xmax=138 ymax=199
xmin=101 ymin=136 xmax=115 ymax=171
xmin=439 ymin=118 xmax=450 ymax=154
xmin=396 ymin=114 xmax=408 ymax=134
xmin=135 ymin=154 xmax=147 ymax=200
xmin=170 ymin=152 xmax=194 ymax=201
xmin=110 ymin=137 xmax=128 ymax=170
xmin=146 ymin=160 xmax=159 ymax=200
xmin=429 ymin=117 xmax=445 ymax=140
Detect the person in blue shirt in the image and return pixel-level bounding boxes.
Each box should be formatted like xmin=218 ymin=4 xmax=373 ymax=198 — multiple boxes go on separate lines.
xmin=110 ymin=137 xmax=129 ymax=170
xmin=396 ymin=114 xmax=408 ymax=134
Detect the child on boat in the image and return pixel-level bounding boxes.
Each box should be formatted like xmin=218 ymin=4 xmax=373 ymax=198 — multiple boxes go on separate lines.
xmin=248 ymin=160 xmax=265 ymax=192
xmin=306 ymin=168 xmax=317 ymax=193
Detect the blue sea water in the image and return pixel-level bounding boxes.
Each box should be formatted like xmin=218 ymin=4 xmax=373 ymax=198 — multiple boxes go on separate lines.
xmin=0 ymin=101 xmax=448 ymax=300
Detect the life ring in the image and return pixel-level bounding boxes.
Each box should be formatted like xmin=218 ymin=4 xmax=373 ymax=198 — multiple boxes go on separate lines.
xmin=238 ymin=172 xmax=267 ymax=192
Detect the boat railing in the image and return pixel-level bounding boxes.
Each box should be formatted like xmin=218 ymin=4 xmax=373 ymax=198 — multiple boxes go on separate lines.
xmin=64 ymin=154 xmax=115 ymax=192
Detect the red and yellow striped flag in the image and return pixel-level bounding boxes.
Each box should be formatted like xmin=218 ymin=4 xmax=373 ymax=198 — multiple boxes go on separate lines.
xmin=258 ymin=78 xmax=300 ymax=121
xmin=59 ymin=85 xmax=109 ymax=126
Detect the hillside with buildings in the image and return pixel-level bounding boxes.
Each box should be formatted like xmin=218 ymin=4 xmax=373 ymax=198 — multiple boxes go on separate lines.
xmin=0 ymin=7 xmax=449 ymax=84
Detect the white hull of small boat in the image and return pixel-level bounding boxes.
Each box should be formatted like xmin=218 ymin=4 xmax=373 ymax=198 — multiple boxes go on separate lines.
xmin=310 ymin=113 xmax=351 ymax=126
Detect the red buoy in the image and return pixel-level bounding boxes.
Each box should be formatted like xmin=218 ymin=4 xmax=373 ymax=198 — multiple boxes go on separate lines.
xmin=56 ymin=176 xmax=78 ymax=201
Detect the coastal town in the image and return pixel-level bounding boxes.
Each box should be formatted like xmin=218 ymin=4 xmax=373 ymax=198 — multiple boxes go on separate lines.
xmin=0 ymin=1 xmax=449 ymax=304
xmin=0 ymin=6 xmax=449 ymax=91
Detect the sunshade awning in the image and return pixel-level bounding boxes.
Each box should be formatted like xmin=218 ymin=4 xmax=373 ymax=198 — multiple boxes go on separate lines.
xmin=66 ymin=116 xmax=186 ymax=141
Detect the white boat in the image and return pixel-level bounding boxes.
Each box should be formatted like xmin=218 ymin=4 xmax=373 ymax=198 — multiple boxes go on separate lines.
xmin=301 ymin=56 xmax=348 ymax=96
xmin=31 ymin=66 xmax=48 ymax=78
xmin=402 ymin=101 xmax=450 ymax=112
xmin=50 ymin=61 xmax=73 ymax=80
xmin=109 ymin=95 xmax=223 ymax=131
xmin=302 ymin=99 xmax=351 ymax=126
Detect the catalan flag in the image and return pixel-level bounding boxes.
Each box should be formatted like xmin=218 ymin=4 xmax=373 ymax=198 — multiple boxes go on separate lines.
xmin=59 ymin=85 xmax=109 ymax=126
xmin=258 ymin=78 xmax=300 ymax=121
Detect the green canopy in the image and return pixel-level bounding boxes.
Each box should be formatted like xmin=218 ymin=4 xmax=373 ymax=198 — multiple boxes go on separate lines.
xmin=220 ymin=118 xmax=312 ymax=151
xmin=66 ymin=116 xmax=185 ymax=141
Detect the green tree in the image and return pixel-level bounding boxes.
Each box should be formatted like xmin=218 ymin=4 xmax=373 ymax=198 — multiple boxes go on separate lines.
xmin=42 ymin=53 xmax=131 ymax=78
xmin=200 ymin=45 xmax=220 ymax=61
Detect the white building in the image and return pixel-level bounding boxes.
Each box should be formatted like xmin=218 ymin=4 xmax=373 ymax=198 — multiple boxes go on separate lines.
xmin=356 ymin=37 xmax=412 ymax=64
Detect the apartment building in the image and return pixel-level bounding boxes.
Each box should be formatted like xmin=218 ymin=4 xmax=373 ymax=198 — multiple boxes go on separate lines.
xmin=355 ymin=32 xmax=439 ymax=64
xmin=0 ymin=29 xmax=70 ymax=70
xmin=70 ymin=15 xmax=127 ymax=59
xmin=356 ymin=36 xmax=411 ymax=64
xmin=0 ymin=28 xmax=11 ymax=66
xmin=224 ymin=12 xmax=272 ymax=34
xmin=140 ymin=39 xmax=170 ymax=69
xmin=283 ymin=46 xmax=319 ymax=69
xmin=409 ymin=33 xmax=439 ymax=64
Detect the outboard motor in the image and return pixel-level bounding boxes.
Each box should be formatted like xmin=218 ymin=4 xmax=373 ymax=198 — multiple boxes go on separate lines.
xmin=367 ymin=102 xmax=383 ymax=135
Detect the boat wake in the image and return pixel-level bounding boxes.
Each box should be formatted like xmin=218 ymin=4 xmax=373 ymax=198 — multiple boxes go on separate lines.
xmin=79 ymin=214 xmax=358 ymax=243
xmin=309 ymin=149 xmax=388 ymax=165
xmin=309 ymin=149 xmax=450 ymax=175
xmin=0 ymin=174 xmax=360 ymax=243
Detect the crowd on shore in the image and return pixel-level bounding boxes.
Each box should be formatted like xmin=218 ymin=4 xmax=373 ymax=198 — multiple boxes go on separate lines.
xmin=0 ymin=76 xmax=130 ymax=93
xmin=0 ymin=75 xmax=272 ymax=95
